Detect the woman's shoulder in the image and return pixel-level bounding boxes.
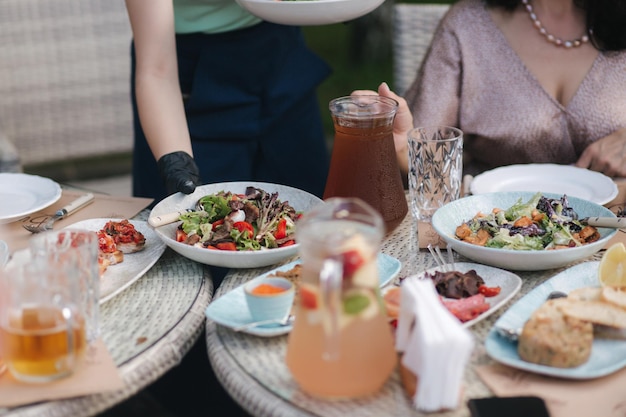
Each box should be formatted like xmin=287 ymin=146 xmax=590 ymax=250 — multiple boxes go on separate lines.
xmin=443 ymin=0 xmax=489 ymax=23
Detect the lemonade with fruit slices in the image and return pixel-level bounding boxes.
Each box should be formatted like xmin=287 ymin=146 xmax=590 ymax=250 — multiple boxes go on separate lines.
xmin=286 ymin=214 xmax=396 ymax=398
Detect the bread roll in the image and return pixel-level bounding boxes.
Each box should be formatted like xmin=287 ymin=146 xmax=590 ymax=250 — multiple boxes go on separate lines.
xmin=518 ymin=299 xmax=593 ymax=368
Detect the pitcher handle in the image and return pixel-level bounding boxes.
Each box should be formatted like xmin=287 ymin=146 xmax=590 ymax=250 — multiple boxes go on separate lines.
xmin=320 ymin=258 xmax=342 ymax=361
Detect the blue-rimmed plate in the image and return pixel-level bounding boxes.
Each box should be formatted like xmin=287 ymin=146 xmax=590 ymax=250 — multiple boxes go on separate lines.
xmin=486 ymin=261 xmax=626 ymax=379
xmin=206 ymin=253 xmax=401 ymax=337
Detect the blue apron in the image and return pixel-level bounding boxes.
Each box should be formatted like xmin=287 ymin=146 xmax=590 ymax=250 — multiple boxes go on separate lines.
xmin=131 ymin=22 xmax=332 ymax=203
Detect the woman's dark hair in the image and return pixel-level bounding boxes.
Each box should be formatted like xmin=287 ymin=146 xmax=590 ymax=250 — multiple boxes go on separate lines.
xmin=484 ymin=0 xmax=626 ymax=51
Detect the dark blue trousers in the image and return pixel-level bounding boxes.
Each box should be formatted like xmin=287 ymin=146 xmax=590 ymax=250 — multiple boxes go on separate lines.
xmin=131 ymin=22 xmax=332 ymax=203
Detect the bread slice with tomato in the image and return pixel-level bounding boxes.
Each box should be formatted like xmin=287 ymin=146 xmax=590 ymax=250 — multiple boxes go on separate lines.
xmin=100 ymin=219 xmax=146 ymax=253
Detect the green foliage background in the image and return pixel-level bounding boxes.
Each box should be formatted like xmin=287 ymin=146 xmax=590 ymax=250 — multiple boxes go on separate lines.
xmin=303 ymin=0 xmax=454 ymax=137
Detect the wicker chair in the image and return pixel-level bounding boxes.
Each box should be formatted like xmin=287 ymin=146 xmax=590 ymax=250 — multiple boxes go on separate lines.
xmin=0 ymin=0 xmax=133 ymax=179
xmin=392 ymin=3 xmax=450 ymax=95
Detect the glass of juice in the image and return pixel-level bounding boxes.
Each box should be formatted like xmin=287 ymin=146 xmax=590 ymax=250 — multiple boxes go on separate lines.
xmin=324 ymin=95 xmax=408 ymax=233
xmin=285 ymin=197 xmax=397 ymax=398
xmin=0 ymin=260 xmax=86 ymax=383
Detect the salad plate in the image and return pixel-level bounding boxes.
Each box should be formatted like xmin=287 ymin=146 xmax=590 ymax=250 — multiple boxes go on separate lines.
xmin=0 ymin=173 xmax=62 ymax=224
xmin=470 ymin=164 xmax=618 ymax=205
xmin=205 ymin=253 xmax=401 ymax=337
xmin=150 ymin=182 xmax=323 ymax=269
xmin=485 ymin=262 xmax=626 ymax=379
xmin=432 ymin=192 xmax=617 ymax=271
xmin=9 ymin=219 xmax=167 ymax=303
xmin=396 ymin=262 xmax=522 ymax=328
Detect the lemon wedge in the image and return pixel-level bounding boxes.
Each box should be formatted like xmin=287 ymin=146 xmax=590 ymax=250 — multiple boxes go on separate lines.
xmin=598 ymin=242 xmax=626 ymax=288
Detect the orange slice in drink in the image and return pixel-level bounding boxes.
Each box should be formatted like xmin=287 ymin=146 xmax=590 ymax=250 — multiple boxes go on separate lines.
xmin=598 ymin=242 xmax=626 ymax=288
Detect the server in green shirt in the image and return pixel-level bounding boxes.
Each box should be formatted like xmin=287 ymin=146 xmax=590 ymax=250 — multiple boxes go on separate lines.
xmin=126 ymin=0 xmax=331 ymax=203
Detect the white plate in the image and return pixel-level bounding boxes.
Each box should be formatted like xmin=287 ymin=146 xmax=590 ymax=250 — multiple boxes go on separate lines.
xmin=0 ymin=173 xmax=62 ymax=224
xmin=470 ymin=164 xmax=618 ymax=205
xmin=205 ymin=253 xmax=402 ymax=337
xmin=399 ymin=262 xmax=522 ymax=327
xmin=235 ymin=0 xmax=385 ymax=26
xmin=486 ymin=262 xmax=626 ymax=379
xmin=10 ymin=219 xmax=167 ymax=304
xmin=432 ymin=192 xmax=617 ymax=271
xmin=150 ymin=182 xmax=323 ymax=269
xmin=70 ymin=219 xmax=167 ymax=303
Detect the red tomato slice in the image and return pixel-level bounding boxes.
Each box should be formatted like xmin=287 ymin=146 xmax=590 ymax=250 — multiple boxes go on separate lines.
xmin=216 ymin=242 xmax=237 ymax=251
xmin=233 ymin=221 xmax=254 ymax=237
xmin=175 ymin=229 xmax=188 ymax=243
xmin=274 ymin=218 xmax=287 ymax=240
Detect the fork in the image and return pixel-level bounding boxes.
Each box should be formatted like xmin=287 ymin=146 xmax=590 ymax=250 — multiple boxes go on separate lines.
xmin=22 ymin=193 xmax=95 ymax=233
xmin=427 ymin=243 xmax=456 ymax=272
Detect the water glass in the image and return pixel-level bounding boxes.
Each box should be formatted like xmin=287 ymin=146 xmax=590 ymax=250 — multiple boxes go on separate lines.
xmin=0 ymin=262 xmax=86 ymax=383
xmin=29 ymin=229 xmax=100 ymax=344
xmin=408 ymin=126 xmax=463 ymax=221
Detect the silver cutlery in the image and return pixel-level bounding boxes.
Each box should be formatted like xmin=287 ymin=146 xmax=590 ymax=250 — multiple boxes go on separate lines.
xmin=148 ymin=198 xmax=207 ymax=227
xmin=22 ymin=192 xmax=95 ymax=233
xmin=582 ymin=216 xmax=626 ymax=229
xmin=232 ymin=314 xmax=295 ymax=332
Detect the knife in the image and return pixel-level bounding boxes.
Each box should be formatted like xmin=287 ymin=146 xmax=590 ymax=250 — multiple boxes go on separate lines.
xmin=148 ymin=209 xmax=194 ymax=228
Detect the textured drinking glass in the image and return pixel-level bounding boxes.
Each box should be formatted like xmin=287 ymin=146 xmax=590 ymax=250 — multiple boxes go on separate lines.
xmin=30 ymin=229 xmax=100 ymax=344
xmin=408 ymin=126 xmax=463 ymax=221
xmin=0 ymin=262 xmax=86 ymax=383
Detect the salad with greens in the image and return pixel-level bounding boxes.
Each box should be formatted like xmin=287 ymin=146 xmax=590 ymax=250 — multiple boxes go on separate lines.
xmin=455 ymin=192 xmax=600 ymax=250
xmin=175 ymin=187 xmax=300 ymax=251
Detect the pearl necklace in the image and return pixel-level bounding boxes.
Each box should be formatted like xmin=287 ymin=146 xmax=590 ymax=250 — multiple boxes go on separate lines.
xmin=521 ymin=0 xmax=590 ymax=48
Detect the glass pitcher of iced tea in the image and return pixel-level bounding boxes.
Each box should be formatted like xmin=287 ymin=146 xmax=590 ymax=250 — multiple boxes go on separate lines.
xmin=323 ymin=95 xmax=408 ymax=233
xmin=285 ymin=198 xmax=396 ymax=399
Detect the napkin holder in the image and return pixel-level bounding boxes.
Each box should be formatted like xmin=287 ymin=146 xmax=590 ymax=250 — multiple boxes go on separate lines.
xmin=395 ymin=277 xmax=474 ymax=413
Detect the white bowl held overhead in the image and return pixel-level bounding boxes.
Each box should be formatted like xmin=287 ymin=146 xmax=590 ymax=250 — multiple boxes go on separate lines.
xmin=235 ymin=0 xmax=386 ymax=26
xmin=431 ymin=192 xmax=617 ymax=271
xmin=149 ymin=182 xmax=323 ymax=269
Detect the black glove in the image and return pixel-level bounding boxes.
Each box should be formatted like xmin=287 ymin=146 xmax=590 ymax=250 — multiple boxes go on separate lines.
xmin=157 ymin=151 xmax=201 ymax=195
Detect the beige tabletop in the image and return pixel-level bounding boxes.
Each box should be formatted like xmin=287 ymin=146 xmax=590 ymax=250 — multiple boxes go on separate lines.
xmin=205 ymin=209 xmax=608 ymax=417
xmin=0 ymin=212 xmax=213 ymax=417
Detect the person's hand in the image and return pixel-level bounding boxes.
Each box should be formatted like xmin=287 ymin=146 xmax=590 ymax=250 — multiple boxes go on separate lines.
xmin=157 ymin=151 xmax=201 ymax=195
xmin=350 ymin=82 xmax=413 ymax=175
xmin=575 ymin=127 xmax=626 ymax=178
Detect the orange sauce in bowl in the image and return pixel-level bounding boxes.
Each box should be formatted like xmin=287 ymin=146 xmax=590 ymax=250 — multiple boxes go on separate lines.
xmin=251 ymin=283 xmax=287 ymax=295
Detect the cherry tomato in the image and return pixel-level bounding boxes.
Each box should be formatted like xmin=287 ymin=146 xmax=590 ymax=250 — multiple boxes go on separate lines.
xmin=279 ymin=240 xmax=296 ymax=247
xmin=233 ymin=221 xmax=254 ymax=237
xmin=478 ymin=285 xmax=501 ymax=297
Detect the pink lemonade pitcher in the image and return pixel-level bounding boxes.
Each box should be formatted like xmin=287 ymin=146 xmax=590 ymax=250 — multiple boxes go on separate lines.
xmin=285 ymin=198 xmax=397 ymax=398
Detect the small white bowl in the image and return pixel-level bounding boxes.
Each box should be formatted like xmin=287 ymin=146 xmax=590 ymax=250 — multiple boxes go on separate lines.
xmin=235 ymin=0 xmax=385 ymax=26
xmin=244 ymin=277 xmax=295 ymax=323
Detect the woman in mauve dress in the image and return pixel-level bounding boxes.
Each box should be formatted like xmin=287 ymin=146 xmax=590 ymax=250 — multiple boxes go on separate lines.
xmin=365 ymin=0 xmax=626 ymax=179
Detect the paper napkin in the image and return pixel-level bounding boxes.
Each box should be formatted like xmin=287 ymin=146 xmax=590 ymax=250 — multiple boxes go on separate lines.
xmin=396 ymin=278 xmax=474 ymax=412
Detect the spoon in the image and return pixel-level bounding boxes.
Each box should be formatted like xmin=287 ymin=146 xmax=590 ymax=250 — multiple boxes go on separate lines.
xmin=232 ymin=314 xmax=295 ymax=332
xmin=148 ymin=198 xmax=205 ymax=227
xmin=495 ymin=291 xmax=567 ymax=342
